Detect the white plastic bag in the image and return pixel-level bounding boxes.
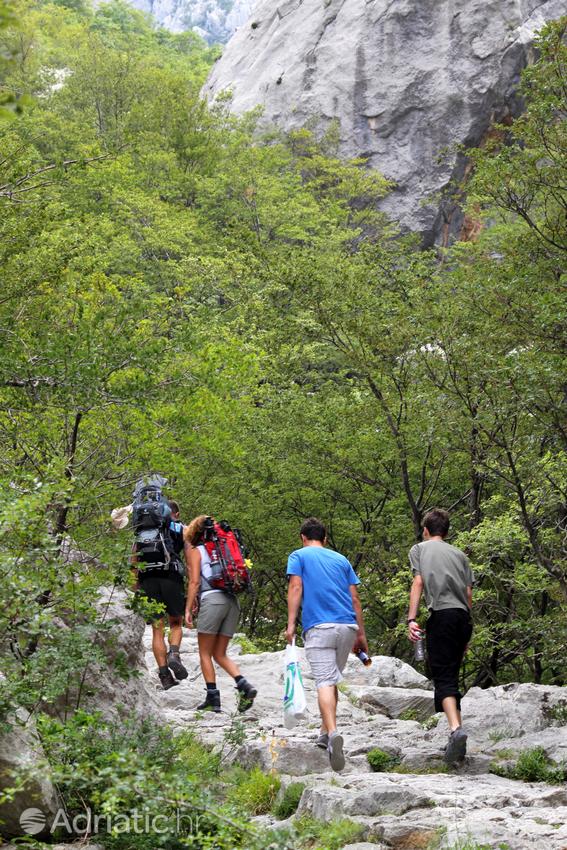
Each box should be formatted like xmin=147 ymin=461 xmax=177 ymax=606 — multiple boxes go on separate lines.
xmin=283 ymin=638 xmax=308 ymax=729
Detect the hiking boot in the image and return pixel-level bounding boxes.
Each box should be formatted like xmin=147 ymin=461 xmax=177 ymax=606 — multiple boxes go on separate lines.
xmin=197 ymin=688 xmax=221 ymax=713
xmin=327 ymin=731 xmax=345 ymax=772
xmin=315 ymin=732 xmax=329 ymax=749
xmin=444 ymin=727 xmax=468 ymax=764
xmin=167 ymin=648 xmax=188 ymax=680
xmin=158 ymin=668 xmax=179 ymax=690
xmin=236 ymin=679 xmax=257 ymax=713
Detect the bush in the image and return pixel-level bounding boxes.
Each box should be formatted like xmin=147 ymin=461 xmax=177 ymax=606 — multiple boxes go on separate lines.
xmin=366 ymin=748 xmax=399 ymax=772
xmin=229 ymin=767 xmax=281 ymax=815
xmin=273 ymin=781 xmax=305 ymax=819
xmin=293 ymin=816 xmax=365 ymax=850
xmin=491 ymin=746 xmax=567 ymax=784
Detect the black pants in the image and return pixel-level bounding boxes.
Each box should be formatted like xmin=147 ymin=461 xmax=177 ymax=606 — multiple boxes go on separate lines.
xmin=426 ymin=608 xmax=472 ymax=713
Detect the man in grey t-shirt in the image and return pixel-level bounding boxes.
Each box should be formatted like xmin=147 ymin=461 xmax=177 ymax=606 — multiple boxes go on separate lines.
xmin=407 ymin=508 xmax=473 ymax=764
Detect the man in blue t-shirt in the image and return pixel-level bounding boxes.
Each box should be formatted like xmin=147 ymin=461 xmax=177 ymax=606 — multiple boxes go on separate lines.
xmin=286 ymin=517 xmax=368 ymax=772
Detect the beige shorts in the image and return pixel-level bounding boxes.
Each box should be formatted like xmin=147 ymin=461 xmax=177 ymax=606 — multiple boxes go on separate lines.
xmin=197 ymin=591 xmax=240 ymax=637
xmin=304 ymin=623 xmax=358 ymax=688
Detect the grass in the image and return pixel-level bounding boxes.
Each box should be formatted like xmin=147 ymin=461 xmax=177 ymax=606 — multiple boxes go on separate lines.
xmin=490 ymin=746 xmax=567 ymax=784
xmin=545 ymin=702 xmax=567 ymax=726
xmin=273 ymin=781 xmax=306 ymax=819
xmin=367 ymin=747 xmax=400 ymax=772
xmin=422 ymin=713 xmax=440 ymax=730
xmin=293 ymin=815 xmax=365 ymax=849
xmin=399 ymin=708 xmax=421 ymax=722
xmin=227 ymin=766 xmax=281 ymax=814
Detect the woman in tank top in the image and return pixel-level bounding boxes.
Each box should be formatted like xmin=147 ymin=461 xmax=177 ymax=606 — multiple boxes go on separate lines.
xmin=183 ymin=514 xmax=257 ymax=713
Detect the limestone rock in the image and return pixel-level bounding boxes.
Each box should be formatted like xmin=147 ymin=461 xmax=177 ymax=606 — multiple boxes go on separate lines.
xmin=352 ymin=685 xmax=435 ymax=720
xmin=53 ymin=587 xmax=162 ymax=724
xmin=145 ymin=625 xmax=567 ymax=847
xmin=343 ymin=655 xmax=432 ymax=690
xmin=204 ymin=0 xmax=567 ymax=244
xmin=0 ymin=715 xmax=61 ymax=839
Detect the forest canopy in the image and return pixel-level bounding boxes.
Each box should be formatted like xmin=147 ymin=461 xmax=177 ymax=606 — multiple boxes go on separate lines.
xmin=0 ymin=0 xmax=566 ymax=725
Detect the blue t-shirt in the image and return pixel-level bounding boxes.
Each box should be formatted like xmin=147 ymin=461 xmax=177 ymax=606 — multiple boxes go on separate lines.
xmin=286 ymin=545 xmax=360 ymax=632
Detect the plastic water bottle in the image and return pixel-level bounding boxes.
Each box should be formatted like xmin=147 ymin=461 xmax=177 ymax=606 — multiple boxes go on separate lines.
xmin=414 ymin=638 xmax=425 ymax=663
xmin=356 ymin=650 xmax=372 ymax=667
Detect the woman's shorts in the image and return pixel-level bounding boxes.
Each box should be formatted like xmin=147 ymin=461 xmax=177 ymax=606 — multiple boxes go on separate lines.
xmin=197 ymin=591 xmax=240 ymax=637
xmin=304 ymin=623 xmax=358 ymax=688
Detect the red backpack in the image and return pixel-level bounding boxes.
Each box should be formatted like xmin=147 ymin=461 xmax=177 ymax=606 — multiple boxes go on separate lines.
xmin=203 ymin=519 xmax=252 ymax=595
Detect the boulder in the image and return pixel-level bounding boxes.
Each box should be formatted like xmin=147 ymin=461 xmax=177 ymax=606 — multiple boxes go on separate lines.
xmin=343 ymin=656 xmax=432 ymax=690
xmin=72 ymin=587 xmax=163 ymax=724
xmin=0 ymin=715 xmax=60 ymax=839
xmin=352 ymin=686 xmax=435 ymax=720
xmin=204 ymin=0 xmax=567 ymax=244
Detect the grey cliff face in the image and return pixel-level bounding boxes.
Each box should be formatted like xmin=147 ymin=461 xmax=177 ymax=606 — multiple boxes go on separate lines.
xmin=204 ymin=0 xmax=566 ymax=243
xmin=129 ymin=0 xmax=253 ymax=43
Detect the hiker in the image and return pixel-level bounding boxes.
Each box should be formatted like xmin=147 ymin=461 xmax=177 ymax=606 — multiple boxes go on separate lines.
xmin=285 ymin=516 xmax=368 ymax=772
xmin=132 ymin=486 xmax=189 ymax=691
xmin=407 ymin=508 xmax=474 ymax=764
xmin=184 ymin=514 xmax=257 ymax=713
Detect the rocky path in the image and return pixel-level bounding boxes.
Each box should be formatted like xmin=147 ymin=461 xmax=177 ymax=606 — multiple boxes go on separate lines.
xmin=144 ymin=627 xmax=567 ymax=850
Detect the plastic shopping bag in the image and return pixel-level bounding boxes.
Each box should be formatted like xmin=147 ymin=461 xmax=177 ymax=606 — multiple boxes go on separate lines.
xmin=283 ymin=638 xmax=308 ymax=729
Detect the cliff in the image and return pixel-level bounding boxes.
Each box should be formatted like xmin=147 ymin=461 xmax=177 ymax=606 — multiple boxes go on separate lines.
xmin=204 ymin=0 xmax=566 ymax=243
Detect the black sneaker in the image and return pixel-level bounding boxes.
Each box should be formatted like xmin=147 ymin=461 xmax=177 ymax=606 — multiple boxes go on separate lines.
xmin=197 ymin=688 xmax=221 ymax=713
xmin=158 ymin=668 xmax=179 ymax=690
xmin=444 ymin=727 xmax=468 ymax=764
xmin=236 ymin=679 xmax=257 ymax=713
xmin=167 ymin=648 xmax=188 ymax=680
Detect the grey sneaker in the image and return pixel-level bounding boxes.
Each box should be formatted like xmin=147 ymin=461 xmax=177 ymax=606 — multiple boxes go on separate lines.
xmin=327 ymin=731 xmax=345 ymax=772
xmin=315 ymin=732 xmax=329 ymax=749
xmin=445 ymin=727 xmax=468 ymax=764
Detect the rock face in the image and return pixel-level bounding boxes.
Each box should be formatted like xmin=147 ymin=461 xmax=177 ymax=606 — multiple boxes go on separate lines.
xmin=51 ymin=587 xmax=163 ymax=725
xmin=148 ymin=626 xmax=567 ymax=849
xmin=130 ymin=0 xmax=253 ymax=42
xmin=0 ymin=714 xmax=61 ymax=839
xmin=204 ymin=0 xmax=566 ymax=244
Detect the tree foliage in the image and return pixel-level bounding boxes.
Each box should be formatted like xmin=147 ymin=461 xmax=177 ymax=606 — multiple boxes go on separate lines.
xmin=0 ymin=1 xmax=565 ymax=739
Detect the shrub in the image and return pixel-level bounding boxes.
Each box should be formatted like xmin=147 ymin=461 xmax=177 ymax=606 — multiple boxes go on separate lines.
xmin=273 ymin=781 xmax=305 ymax=819
xmin=366 ymin=748 xmax=399 ymax=772
xmin=399 ymin=708 xmax=420 ymax=722
xmin=491 ymin=746 xmax=567 ymax=784
xmin=293 ymin=816 xmax=365 ymax=850
xmin=229 ymin=767 xmax=281 ymax=815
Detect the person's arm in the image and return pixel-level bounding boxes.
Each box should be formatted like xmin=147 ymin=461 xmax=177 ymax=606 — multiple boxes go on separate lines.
xmin=285 ymin=575 xmax=303 ymax=643
xmin=407 ymin=573 xmax=424 ymax=642
xmin=185 ymin=545 xmax=201 ymax=628
xmin=350 ymin=585 xmax=368 ymax=654
xmin=467 ymin=585 xmax=473 ymax=610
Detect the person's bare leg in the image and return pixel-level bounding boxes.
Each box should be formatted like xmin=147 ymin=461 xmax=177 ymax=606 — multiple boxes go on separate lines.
xmin=212 ymin=634 xmax=241 ymax=678
xmin=318 ymin=685 xmax=338 ymax=735
xmin=442 ymin=696 xmax=461 ymax=731
xmin=168 ymin=615 xmax=183 ymax=649
xmin=197 ymin=633 xmax=218 ymax=683
xmin=152 ymin=619 xmax=167 ymax=667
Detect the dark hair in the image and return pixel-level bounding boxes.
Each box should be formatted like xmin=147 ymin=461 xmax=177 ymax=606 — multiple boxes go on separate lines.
xmin=300 ymin=517 xmax=326 ymax=542
xmin=168 ymin=500 xmax=180 ymax=515
xmin=422 ymin=508 xmax=450 ymax=538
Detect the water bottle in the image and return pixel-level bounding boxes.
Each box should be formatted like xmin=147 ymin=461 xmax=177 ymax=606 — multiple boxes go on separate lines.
xmin=356 ymin=650 xmax=372 ymax=667
xmin=414 ymin=637 xmax=425 ymax=663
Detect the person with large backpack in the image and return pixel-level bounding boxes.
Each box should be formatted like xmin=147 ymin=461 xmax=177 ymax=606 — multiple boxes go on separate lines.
xmin=131 ymin=477 xmax=189 ymax=690
xmin=184 ymin=514 xmax=257 ymax=713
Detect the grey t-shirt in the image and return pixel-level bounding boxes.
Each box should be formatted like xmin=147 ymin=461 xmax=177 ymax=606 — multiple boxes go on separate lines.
xmin=409 ymin=540 xmax=474 ymax=612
